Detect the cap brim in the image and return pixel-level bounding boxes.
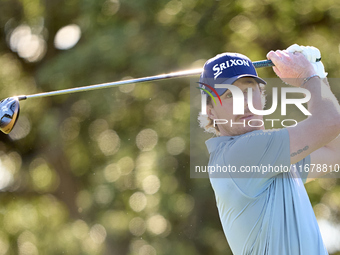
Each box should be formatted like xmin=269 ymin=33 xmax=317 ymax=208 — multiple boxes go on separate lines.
xmin=213 ymin=75 xmax=266 ymax=96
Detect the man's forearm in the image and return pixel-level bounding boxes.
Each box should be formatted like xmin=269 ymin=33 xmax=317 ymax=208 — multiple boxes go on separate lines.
xmin=307 ymin=80 xmax=340 ymax=181
xmin=321 ymin=80 xmax=340 ymax=150
xmin=305 ymin=77 xmax=340 ymax=121
xmin=303 ymin=77 xmax=340 ymax=146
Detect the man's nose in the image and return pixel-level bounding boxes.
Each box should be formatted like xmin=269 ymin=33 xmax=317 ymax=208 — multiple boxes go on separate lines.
xmin=243 ymin=90 xmax=248 ymax=105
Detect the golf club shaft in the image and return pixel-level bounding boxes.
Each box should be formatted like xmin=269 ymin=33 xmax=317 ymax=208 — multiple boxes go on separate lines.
xmin=17 ymin=60 xmax=274 ymax=101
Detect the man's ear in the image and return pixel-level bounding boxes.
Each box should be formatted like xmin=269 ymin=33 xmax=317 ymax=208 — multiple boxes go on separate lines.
xmin=207 ymin=104 xmax=217 ymax=120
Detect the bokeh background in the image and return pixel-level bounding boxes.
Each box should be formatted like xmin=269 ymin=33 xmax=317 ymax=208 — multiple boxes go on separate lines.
xmin=1 ymin=0 xmax=340 ymax=254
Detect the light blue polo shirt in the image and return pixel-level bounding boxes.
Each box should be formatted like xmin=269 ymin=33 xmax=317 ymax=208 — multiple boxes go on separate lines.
xmin=206 ymin=129 xmax=328 ymax=255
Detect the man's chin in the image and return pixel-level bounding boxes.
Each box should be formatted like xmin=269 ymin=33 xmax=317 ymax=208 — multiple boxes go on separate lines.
xmin=236 ymin=117 xmax=264 ymax=132
xmin=236 ymin=126 xmax=262 ymax=135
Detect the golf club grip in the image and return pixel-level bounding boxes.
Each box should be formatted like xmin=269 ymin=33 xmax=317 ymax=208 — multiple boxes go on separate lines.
xmin=253 ymin=60 xmax=274 ymax=68
xmin=253 ymin=57 xmax=321 ymax=68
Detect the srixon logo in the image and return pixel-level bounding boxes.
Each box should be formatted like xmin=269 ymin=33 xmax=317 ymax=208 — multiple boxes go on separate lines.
xmin=200 ymin=84 xmax=311 ymax=116
xmin=213 ymin=59 xmax=250 ymax=79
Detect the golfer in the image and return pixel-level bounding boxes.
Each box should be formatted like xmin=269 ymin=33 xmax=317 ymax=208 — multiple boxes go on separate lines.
xmin=198 ymin=45 xmax=340 ymax=255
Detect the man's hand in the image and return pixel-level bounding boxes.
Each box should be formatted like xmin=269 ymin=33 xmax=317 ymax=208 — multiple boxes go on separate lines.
xmin=266 ymin=49 xmax=316 ymax=87
xmin=286 ymin=44 xmax=328 ymax=78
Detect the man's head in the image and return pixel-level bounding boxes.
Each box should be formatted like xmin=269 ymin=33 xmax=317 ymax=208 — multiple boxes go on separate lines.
xmin=198 ymin=53 xmax=266 ymax=136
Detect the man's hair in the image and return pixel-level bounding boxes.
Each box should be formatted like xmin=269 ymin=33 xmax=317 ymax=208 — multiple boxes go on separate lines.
xmin=198 ymin=83 xmax=266 ymax=135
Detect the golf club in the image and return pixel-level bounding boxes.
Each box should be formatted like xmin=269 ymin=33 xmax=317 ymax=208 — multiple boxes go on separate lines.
xmin=15 ymin=60 xmax=274 ymax=101
xmin=0 ymin=59 xmax=315 ymax=134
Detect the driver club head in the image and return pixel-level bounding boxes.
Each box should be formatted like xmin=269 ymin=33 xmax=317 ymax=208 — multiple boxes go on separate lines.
xmin=0 ymin=97 xmax=20 ymax=134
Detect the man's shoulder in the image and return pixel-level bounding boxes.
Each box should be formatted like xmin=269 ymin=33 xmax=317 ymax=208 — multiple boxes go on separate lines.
xmin=232 ymin=129 xmax=288 ymax=147
xmin=222 ymin=129 xmax=289 ymax=159
xmin=206 ymin=129 xmax=289 ymax=157
xmin=239 ymin=129 xmax=286 ymax=139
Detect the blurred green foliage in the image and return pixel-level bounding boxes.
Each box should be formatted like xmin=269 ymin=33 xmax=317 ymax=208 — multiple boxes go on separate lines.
xmin=1 ymin=0 xmax=340 ymax=254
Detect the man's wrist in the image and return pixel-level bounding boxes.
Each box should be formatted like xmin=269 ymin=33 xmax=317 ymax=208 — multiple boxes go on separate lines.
xmin=300 ymin=74 xmax=320 ymax=88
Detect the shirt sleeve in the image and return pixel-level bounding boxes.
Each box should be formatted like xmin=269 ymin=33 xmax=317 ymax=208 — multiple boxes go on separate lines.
xmin=212 ymin=129 xmax=311 ymax=196
xmin=294 ymin=155 xmax=311 ymax=184
xmin=222 ymin=129 xmax=291 ymax=179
